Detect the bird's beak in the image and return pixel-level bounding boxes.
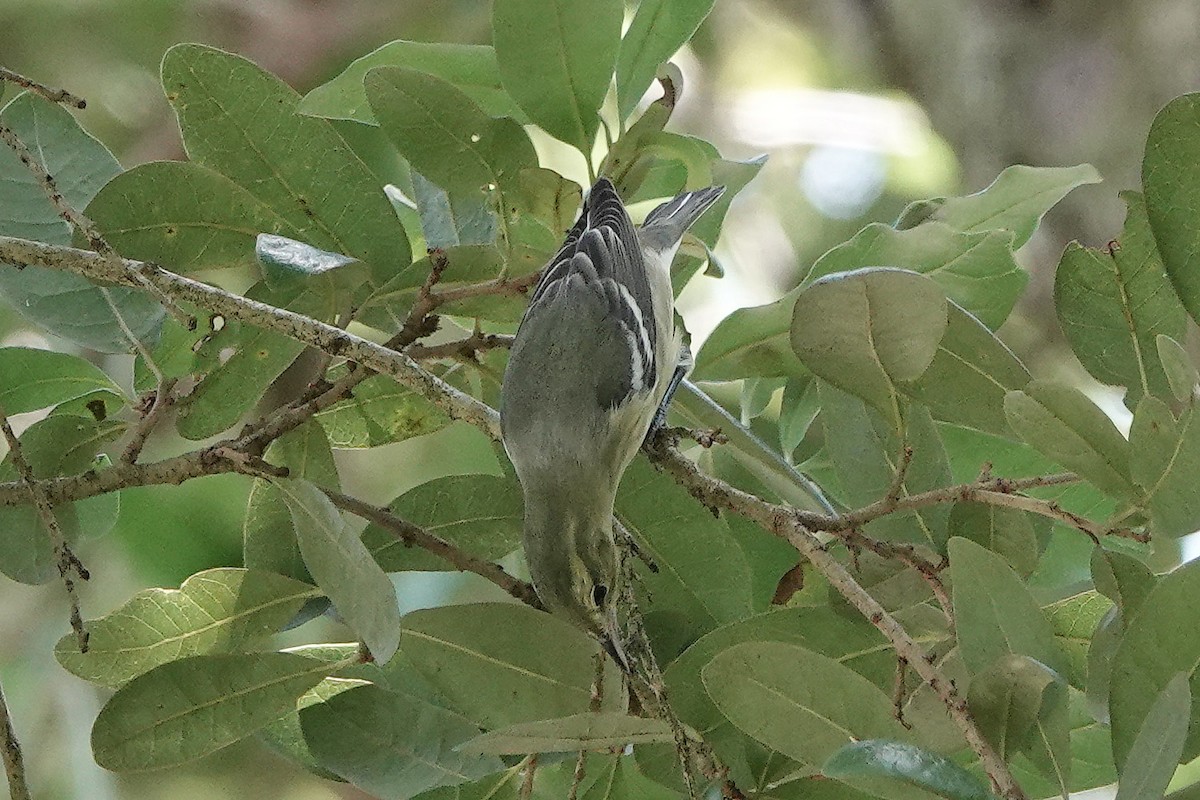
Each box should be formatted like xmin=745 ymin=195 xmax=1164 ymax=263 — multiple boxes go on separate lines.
xmin=600 ymin=604 xmax=632 ymax=673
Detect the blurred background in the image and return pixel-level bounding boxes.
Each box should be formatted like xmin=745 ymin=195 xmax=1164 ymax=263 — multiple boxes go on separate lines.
xmin=1 ymin=1 xmax=1198 ymax=798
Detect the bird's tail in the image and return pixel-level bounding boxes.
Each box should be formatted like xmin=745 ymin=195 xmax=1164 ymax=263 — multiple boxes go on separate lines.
xmin=640 ymin=185 xmax=726 ymax=246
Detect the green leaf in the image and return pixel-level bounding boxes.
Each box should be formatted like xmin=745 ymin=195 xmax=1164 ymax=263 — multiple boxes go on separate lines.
xmin=947 ymin=502 xmax=1038 ymax=577
xmin=400 ymin=603 xmax=622 ymax=729
xmin=1111 ymin=558 xmax=1200 ymax=766
xmin=364 ymin=474 xmax=523 ymax=571
xmin=693 ymin=286 xmax=807 ymax=380
xmin=91 ymin=652 xmax=333 ymax=771
xmin=0 ymin=414 xmax=125 ymax=583
xmin=276 ymin=478 xmax=401 ymax=663
xmin=54 ymin=568 xmax=316 ymax=687
xmin=460 ymin=712 xmax=673 ymax=755
xmin=313 ymin=372 xmax=450 ymax=449
xmin=918 ymin=163 xmax=1101 ymax=248
xmin=616 ymin=0 xmax=715 ymax=118
xmin=258 ymin=676 xmax=367 ymax=781
xmin=243 ymin=420 xmax=339 ymax=581
xmin=492 ymin=0 xmax=622 ymax=152
xmin=0 ymin=93 xmax=164 ymax=352
xmin=1055 ymin=192 xmax=1186 ymax=404
xmin=1114 ymin=673 xmax=1190 ymax=800
xmin=1143 ymin=93 xmax=1200 ymax=327
xmin=806 ymin=222 xmax=1028 ymax=330
xmin=1004 ymin=381 xmax=1135 ymax=500
xmin=299 ymin=40 xmax=522 ymax=125
xmin=161 ymin=44 xmax=410 ymax=283
xmin=822 ymin=740 xmax=996 ymax=800
xmin=900 ymin=302 xmax=1031 ymax=435
xmin=300 ymin=683 xmax=504 ymax=797
xmin=779 ymin=376 xmax=820 ymax=458
xmin=86 ymin=160 xmax=298 ymax=272
xmin=791 ymin=268 xmax=948 ymax=428
xmin=820 ymin=386 xmax=952 ymax=550
xmin=0 ymin=347 xmax=123 ymax=414
xmin=702 ymin=641 xmax=905 ymax=766
xmin=408 ymin=173 xmax=499 ymax=249
xmin=365 ymin=67 xmax=537 ymax=197
xmin=1042 ymin=590 xmax=1112 ymax=690
xmin=968 ymin=654 xmax=1066 ymax=761
xmin=1157 ymin=335 xmax=1198 ymax=402
xmin=615 ymin=458 xmax=753 ymax=656
xmin=1090 ymin=548 xmax=1155 ymax=619
xmin=1130 ymin=396 xmax=1200 ymax=538
xmin=949 ymin=537 xmax=1069 ymax=676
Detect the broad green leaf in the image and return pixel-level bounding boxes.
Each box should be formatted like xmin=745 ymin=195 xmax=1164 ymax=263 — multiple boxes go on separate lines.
xmin=740 ymin=377 xmax=783 ymax=423
xmin=313 ymin=372 xmax=450 ymax=449
xmin=616 ymin=0 xmax=714 ymax=117
xmin=1042 ymin=590 xmax=1112 ymax=690
xmin=1090 ymin=548 xmax=1155 ymax=619
xmin=91 ymin=652 xmax=333 ymax=771
xmin=54 ymin=568 xmax=316 ymax=687
xmin=1055 ymin=192 xmax=1186 ymax=404
xmin=161 ymin=44 xmax=410 ymax=282
xmin=400 ymin=603 xmax=622 ymax=729
xmin=412 ymin=765 xmax=529 ymax=800
xmin=702 ymin=641 xmax=905 ymax=766
xmin=918 ymin=163 xmax=1101 ymax=248
xmin=693 ymin=286 xmax=806 ymax=380
xmin=1011 ymin=713 xmax=1118 ymax=797
xmin=277 ymin=478 xmax=401 ymax=663
xmin=1085 ymin=608 xmax=1123 ymax=726
xmin=0 ymin=414 xmax=125 ymax=583
xmin=822 ymin=740 xmax=995 ymax=800
xmin=0 ymin=347 xmax=123 ymax=414
xmin=1130 ymin=396 xmax=1200 ymax=538
xmin=779 ymin=376 xmax=820 ymax=458
xmin=900 ymin=302 xmax=1030 ymax=435
xmin=791 ymin=268 xmax=948 ymax=428
xmin=0 ymin=93 xmax=164 ymax=352
xmin=948 ymin=502 xmax=1038 ymax=577
xmin=806 ymin=222 xmax=1027 ymax=330
xmin=820 ymin=385 xmax=952 ymax=550
xmin=1111 ymin=558 xmax=1200 ymax=766
xmin=299 ymin=40 xmax=522 ymax=124
xmin=363 ymin=474 xmax=523 ymax=571
xmin=1114 ymin=673 xmax=1190 ymax=800
xmin=661 ymin=606 xmax=902 ymax=790
xmin=460 ymin=712 xmax=673 ymax=755
xmin=256 ymin=234 xmax=366 ymax=299
xmin=949 ymin=537 xmax=1069 ymax=676
xmin=408 ymin=173 xmax=499 ymax=249
xmin=244 ymin=421 xmax=339 ymax=581
xmin=174 ymin=282 xmax=331 ymax=440
xmin=1143 ymin=93 xmax=1200 ymax=326
xmin=1157 ymin=335 xmax=1198 ymax=402
xmin=1004 ymin=381 xmax=1135 ymax=500
xmin=967 ymin=654 xmax=1066 ymax=761
xmin=492 ymin=0 xmax=622 ymax=151
xmin=258 ymin=676 xmax=367 ymax=781
xmin=615 ymin=458 xmax=753 ymax=657
xmin=300 ymin=683 xmax=503 ymax=797
xmin=364 ymin=67 xmax=537 ymax=198
xmin=86 ymin=160 xmax=297 ymax=272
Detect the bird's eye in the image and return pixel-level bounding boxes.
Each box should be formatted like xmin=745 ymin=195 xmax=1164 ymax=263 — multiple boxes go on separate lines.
xmin=591 ymin=584 xmax=608 ymax=607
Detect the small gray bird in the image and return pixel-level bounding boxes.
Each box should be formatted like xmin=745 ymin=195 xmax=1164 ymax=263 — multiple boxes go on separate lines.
xmin=500 ymin=178 xmax=724 ymax=665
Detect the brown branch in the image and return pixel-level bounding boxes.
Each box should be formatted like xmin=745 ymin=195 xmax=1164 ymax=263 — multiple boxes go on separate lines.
xmin=644 ymin=430 xmax=1028 ymax=800
xmin=0 ymin=67 xmax=86 ymax=108
xmin=120 ymin=377 xmax=178 ymax=464
xmin=407 ymin=331 xmax=515 ymax=361
xmin=0 ymin=408 xmax=89 ymax=652
xmin=0 ymin=681 xmax=31 ymax=800
xmin=319 ymin=487 xmax=542 ymax=609
xmin=893 ymin=656 xmax=913 ymax=730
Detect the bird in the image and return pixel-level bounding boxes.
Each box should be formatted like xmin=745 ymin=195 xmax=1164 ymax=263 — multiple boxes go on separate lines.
xmin=500 ymin=177 xmax=724 ymax=667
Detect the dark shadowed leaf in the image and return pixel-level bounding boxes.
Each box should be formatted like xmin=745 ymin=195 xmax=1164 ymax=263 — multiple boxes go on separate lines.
xmin=1114 ymin=673 xmax=1190 ymax=800
xmin=823 ymin=740 xmax=995 ymax=800
xmin=1129 ymin=396 xmax=1200 ymax=538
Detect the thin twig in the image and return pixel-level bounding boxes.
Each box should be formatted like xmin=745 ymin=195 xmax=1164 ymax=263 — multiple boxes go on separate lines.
xmin=407 ymin=331 xmax=514 ymax=361
xmin=519 ymin=754 xmax=538 ymax=800
xmin=884 ymin=444 xmax=915 ymax=505
xmin=320 ymin=487 xmax=542 ymax=608
xmin=120 ymin=377 xmax=177 ymax=464
xmin=893 ymin=657 xmax=912 ymax=730
xmin=0 ymin=66 xmax=86 ymax=108
xmin=0 ymin=680 xmax=31 ymax=800
xmin=0 ymin=408 xmax=88 ymax=652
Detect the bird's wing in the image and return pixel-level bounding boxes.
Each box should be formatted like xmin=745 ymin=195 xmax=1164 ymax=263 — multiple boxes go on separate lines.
xmin=520 ymin=178 xmax=657 ymax=408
